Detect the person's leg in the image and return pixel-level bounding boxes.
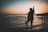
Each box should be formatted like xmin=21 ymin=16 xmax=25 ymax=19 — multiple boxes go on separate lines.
xmin=31 ymin=20 xmax=33 ymax=29
xmin=25 ymin=20 xmax=29 ymax=29
xmin=31 ymin=21 xmax=32 ymax=29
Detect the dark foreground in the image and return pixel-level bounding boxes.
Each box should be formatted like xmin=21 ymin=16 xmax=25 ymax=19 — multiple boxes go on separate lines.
xmin=0 ymin=13 xmax=48 ymax=32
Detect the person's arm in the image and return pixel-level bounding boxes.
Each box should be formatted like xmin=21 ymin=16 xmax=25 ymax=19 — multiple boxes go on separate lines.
xmin=33 ymin=6 xmax=34 ymax=13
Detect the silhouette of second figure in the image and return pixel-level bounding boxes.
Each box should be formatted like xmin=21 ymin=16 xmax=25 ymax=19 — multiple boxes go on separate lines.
xmin=25 ymin=7 xmax=34 ymax=29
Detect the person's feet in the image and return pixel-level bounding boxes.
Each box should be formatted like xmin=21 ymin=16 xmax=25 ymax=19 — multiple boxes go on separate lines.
xmin=25 ymin=23 xmax=28 ymax=29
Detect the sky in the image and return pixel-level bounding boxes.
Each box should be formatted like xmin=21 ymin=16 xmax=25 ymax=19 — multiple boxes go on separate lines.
xmin=1 ymin=0 xmax=48 ymax=14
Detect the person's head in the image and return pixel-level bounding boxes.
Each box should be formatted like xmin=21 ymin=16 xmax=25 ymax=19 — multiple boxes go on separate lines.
xmin=30 ymin=8 xmax=33 ymax=12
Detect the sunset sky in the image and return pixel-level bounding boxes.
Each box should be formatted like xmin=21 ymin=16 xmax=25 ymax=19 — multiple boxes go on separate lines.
xmin=1 ymin=0 xmax=48 ymax=14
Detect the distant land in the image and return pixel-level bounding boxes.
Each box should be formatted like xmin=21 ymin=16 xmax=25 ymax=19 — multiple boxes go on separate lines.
xmin=37 ymin=13 xmax=48 ymax=16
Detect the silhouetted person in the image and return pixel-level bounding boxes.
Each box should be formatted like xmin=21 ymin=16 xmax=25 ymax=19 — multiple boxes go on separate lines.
xmin=25 ymin=6 xmax=34 ymax=29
